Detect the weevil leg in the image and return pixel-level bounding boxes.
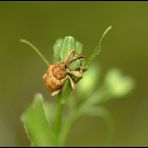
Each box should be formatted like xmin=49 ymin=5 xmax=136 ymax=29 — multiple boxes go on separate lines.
xmin=67 ymin=66 xmax=84 ymax=78
xmin=68 ymin=70 xmax=83 ymax=78
xmin=43 ymin=73 xmax=47 ymax=79
xmin=51 ymin=89 xmax=61 ymax=96
xmin=72 ymin=49 xmax=83 ymax=57
xmin=68 ymin=48 xmax=83 ymax=57
xmin=68 ymin=75 xmax=76 ymax=90
xmin=65 ymin=49 xmax=75 ymax=64
xmin=65 ymin=49 xmax=84 ymax=64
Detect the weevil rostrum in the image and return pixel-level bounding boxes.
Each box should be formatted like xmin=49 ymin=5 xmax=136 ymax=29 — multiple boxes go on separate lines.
xmin=43 ymin=49 xmax=86 ymax=96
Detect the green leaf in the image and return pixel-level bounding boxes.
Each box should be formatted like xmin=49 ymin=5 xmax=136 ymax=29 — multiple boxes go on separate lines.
xmin=68 ymin=40 xmax=84 ymax=71
xmin=76 ymin=40 xmax=83 ymax=54
xmin=53 ymin=38 xmax=63 ymax=62
xmin=20 ymin=39 xmax=50 ymax=66
xmin=21 ymin=93 xmax=55 ymax=146
xmin=60 ymin=36 xmax=76 ymax=61
xmin=86 ymin=26 xmax=112 ymax=65
xmin=53 ymin=37 xmax=84 ymax=62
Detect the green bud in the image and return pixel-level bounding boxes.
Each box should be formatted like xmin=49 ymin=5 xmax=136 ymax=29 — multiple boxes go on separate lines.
xmin=104 ymin=69 xmax=135 ymax=98
xmin=53 ymin=36 xmax=84 ymax=70
xmin=68 ymin=40 xmax=84 ymax=71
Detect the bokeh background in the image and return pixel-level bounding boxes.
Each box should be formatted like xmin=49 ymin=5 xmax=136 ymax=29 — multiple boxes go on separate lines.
xmin=0 ymin=1 xmax=148 ymax=146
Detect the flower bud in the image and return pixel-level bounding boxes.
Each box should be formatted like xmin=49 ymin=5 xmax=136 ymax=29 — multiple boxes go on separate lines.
xmin=53 ymin=36 xmax=84 ymax=70
xmin=104 ymin=69 xmax=135 ymax=98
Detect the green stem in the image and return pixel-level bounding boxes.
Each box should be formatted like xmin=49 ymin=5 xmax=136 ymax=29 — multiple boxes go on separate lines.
xmin=54 ymin=82 xmax=72 ymax=145
xmin=58 ymin=93 xmax=116 ymax=146
xmin=54 ymin=93 xmax=64 ymax=140
xmin=20 ymin=39 xmax=50 ymax=66
xmin=58 ymin=104 xmax=115 ymax=146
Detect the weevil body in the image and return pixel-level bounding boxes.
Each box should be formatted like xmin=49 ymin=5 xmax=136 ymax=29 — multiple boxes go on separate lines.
xmin=43 ymin=49 xmax=85 ymax=96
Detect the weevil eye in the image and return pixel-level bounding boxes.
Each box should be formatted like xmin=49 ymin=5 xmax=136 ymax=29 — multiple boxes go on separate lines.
xmin=65 ymin=65 xmax=67 ymax=68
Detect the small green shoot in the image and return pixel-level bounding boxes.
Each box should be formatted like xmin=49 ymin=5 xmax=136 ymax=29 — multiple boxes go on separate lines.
xmin=20 ymin=25 xmax=135 ymax=146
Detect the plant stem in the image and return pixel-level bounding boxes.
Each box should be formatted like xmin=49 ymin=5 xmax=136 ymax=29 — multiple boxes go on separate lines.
xmin=54 ymin=82 xmax=72 ymax=145
xmin=58 ymin=103 xmax=115 ymax=146
xmin=54 ymin=93 xmax=64 ymax=141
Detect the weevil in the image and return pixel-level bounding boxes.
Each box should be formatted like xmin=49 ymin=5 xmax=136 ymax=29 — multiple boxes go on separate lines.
xmin=43 ymin=49 xmax=85 ymax=96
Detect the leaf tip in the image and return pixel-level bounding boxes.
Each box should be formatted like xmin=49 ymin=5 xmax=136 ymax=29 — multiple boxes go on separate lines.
xmin=20 ymin=38 xmax=26 ymax=43
xmin=108 ymin=25 xmax=112 ymax=30
xmin=20 ymin=113 xmax=25 ymax=123
xmin=34 ymin=93 xmax=44 ymax=102
xmin=103 ymin=25 xmax=112 ymax=37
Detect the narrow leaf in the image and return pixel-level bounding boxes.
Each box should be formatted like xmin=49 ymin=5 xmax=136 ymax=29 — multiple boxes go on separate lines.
xmin=86 ymin=26 xmax=112 ymax=65
xmin=20 ymin=39 xmax=50 ymax=66
xmin=60 ymin=36 xmax=76 ymax=61
xmin=53 ymin=38 xmax=63 ymax=62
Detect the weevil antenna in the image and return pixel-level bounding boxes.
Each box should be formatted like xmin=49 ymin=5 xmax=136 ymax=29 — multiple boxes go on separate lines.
xmin=68 ymin=56 xmax=84 ymax=65
xmin=65 ymin=49 xmax=84 ymax=65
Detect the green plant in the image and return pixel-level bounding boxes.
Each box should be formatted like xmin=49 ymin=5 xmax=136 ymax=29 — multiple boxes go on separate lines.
xmin=20 ymin=26 xmax=135 ymax=146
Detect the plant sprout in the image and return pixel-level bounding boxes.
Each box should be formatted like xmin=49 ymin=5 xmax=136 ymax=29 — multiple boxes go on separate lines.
xmin=20 ymin=26 xmax=135 ymax=146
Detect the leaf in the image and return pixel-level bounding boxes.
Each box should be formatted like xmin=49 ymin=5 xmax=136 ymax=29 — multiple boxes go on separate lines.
xmin=53 ymin=36 xmax=83 ymax=61
xmin=76 ymin=40 xmax=83 ymax=54
xmin=20 ymin=39 xmax=50 ymax=66
xmin=53 ymin=38 xmax=63 ymax=62
xmin=60 ymin=36 xmax=76 ymax=61
xmin=86 ymin=26 xmax=112 ymax=65
xmin=53 ymin=36 xmax=84 ymax=71
xmin=21 ymin=93 xmax=55 ymax=146
xmin=69 ymin=40 xmax=84 ymax=71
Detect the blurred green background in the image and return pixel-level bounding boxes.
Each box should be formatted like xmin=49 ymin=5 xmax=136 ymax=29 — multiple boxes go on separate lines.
xmin=0 ymin=1 xmax=148 ymax=146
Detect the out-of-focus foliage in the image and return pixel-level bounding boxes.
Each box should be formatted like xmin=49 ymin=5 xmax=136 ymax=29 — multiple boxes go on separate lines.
xmin=104 ymin=69 xmax=135 ymax=99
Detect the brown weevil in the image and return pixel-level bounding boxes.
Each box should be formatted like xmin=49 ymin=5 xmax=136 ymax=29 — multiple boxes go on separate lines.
xmin=43 ymin=49 xmax=85 ymax=96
